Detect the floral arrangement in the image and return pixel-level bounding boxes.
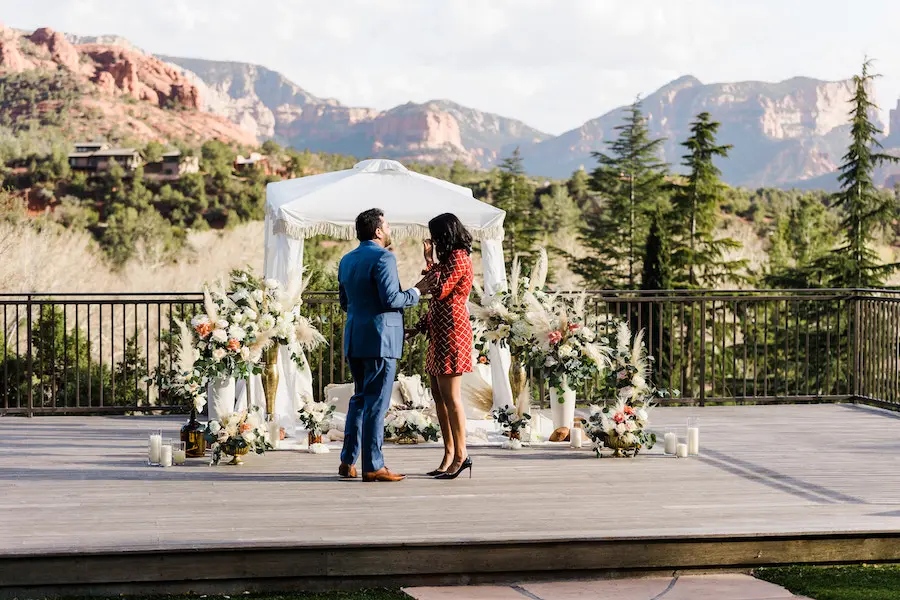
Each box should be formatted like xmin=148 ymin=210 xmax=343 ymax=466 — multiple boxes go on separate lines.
xmin=583 ymin=321 xmax=677 ymax=457
xmin=189 ymin=269 xmax=325 ymax=380
xmin=491 ymin=404 xmax=531 ymax=450
xmin=523 ymin=293 xmax=611 ymax=398
xmin=469 ymin=249 xmax=549 ymax=360
xmin=297 ymin=397 xmax=336 ymax=453
xmin=204 ymin=406 xmax=270 ymax=465
xmin=148 ymin=319 xmax=207 ymax=412
xmin=585 ymin=398 xmax=654 ymax=457
xmin=385 ymin=374 xmax=440 ymax=443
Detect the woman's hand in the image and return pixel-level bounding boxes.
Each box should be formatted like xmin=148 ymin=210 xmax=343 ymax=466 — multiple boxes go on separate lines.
xmin=423 ymin=239 xmax=434 ymax=266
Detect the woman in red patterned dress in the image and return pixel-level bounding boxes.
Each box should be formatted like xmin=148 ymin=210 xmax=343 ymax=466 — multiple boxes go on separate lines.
xmin=409 ymin=213 xmax=474 ymax=480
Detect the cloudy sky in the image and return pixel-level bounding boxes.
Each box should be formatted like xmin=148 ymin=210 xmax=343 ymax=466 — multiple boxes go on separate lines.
xmin=4 ymin=0 xmax=900 ymax=134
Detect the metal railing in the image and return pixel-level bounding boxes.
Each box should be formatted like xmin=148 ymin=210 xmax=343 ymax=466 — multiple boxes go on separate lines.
xmin=1 ymin=289 xmax=898 ymax=415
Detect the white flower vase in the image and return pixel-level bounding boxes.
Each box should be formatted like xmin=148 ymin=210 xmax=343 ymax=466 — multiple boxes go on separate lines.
xmin=549 ymin=381 xmax=576 ymax=431
xmin=208 ymin=377 xmax=236 ymax=422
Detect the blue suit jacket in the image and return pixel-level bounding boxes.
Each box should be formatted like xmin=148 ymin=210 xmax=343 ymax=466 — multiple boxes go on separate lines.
xmin=338 ymin=241 xmax=419 ymax=359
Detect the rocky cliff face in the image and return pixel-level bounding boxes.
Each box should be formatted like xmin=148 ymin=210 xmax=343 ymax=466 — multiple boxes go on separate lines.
xmin=0 ymin=25 xmax=255 ymax=145
xmin=160 ymin=55 xmax=550 ymax=168
xmin=520 ymin=75 xmax=865 ymax=187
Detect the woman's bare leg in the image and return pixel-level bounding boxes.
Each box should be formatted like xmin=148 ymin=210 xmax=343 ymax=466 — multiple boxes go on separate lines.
xmin=437 ymin=374 xmax=467 ymax=471
xmin=429 ymin=374 xmax=454 ymax=471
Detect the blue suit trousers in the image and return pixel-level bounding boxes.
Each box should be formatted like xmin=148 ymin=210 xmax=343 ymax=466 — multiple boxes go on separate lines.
xmin=340 ymin=357 xmax=397 ymax=473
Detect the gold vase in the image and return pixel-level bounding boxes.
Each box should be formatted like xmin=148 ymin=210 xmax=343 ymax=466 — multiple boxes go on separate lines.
xmin=261 ymin=345 xmax=279 ymax=416
xmin=227 ymin=445 xmax=250 ymax=465
xmin=509 ymin=359 xmax=527 ymax=403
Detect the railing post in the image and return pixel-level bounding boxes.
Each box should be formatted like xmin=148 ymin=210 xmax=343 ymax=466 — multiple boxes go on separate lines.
xmin=699 ymin=299 xmax=706 ymax=407
xmin=851 ymin=292 xmax=861 ymax=400
xmin=26 ymin=294 xmax=34 ymax=418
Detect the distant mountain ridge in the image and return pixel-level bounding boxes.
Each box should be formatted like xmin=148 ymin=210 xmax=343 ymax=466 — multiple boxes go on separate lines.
xmin=4 ymin=24 xmax=898 ymax=189
xmin=160 ymin=55 xmax=549 ymax=169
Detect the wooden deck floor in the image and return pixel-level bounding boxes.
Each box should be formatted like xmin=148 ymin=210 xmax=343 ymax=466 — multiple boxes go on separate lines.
xmin=2 ymin=404 xmax=900 ymax=594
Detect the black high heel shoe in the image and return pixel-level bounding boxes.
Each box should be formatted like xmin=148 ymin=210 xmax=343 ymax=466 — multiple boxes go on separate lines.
xmin=436 ymin=457 xmax=472 ymax=480
xmin=426 ymin=468 xmax=447 ymax=477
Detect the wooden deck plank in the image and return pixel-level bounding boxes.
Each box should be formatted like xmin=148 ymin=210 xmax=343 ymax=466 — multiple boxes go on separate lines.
xmin=1 ymin=404 xmax=900 ymax=593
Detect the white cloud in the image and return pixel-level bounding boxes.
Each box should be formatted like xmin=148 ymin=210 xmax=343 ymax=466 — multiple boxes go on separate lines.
xmin=3 ymin=0 xmax=899 ymax=134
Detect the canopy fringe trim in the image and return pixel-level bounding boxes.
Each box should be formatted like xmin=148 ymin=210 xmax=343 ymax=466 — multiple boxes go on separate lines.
xmin=272 ymin=219 xmax=504 ymax=242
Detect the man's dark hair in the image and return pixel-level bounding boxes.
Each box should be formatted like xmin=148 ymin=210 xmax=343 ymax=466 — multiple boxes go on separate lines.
xmin=356 ymin=208 xmax=384 ymax=241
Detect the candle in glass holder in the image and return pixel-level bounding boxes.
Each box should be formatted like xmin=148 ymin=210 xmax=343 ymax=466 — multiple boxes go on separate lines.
xmin=664 ymin=429 xmax=677 ymax=455
xmin=687 ymin=417 xmax=700 ymax=455
xmin=148 ymin=430 xmax=162 ymax=465
xmin=569 ymin=427 xmax=583 ymax=449
xmin=172 ymin=441 xmax=186 ymax=465
xmin=160 ymin=440 xmax=174 ymax=467
xmin=267 ymin=418 xmax=281 ymax=450
xmin=675 ymin=443 xmax=688 ymax=458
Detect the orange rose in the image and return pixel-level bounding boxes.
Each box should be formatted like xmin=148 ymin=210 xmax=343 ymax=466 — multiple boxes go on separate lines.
xmin=195 ymin=323 xmax=212 ymax=338
xmin=624 ymin=405 xmax=634 ymax=415
xmin=478 ymin=356 xmax=488 ymax=364
xmin=227 ymin=339 xmax=241 ymax=352
xmin=240 ymin=423 xmax=251 ymax=433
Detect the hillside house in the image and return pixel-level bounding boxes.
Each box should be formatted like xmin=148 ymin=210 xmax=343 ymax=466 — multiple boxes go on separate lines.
xmin=234 ymin=152 xmax=270 ymax=175
xmin=68 ymin=144 xmax=143 ymax=173
xmin=143 ymin=150 xmax=200 ymax=178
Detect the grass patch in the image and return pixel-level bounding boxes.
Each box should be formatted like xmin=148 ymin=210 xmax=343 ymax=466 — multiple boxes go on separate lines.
xmin=756 ymin=564 xmax=900 ymax=600
xmin=58 ymin=593 xmax=411 ymax=600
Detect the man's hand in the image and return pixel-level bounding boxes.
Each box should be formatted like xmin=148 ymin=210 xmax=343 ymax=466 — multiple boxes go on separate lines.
xmin=415 ymin=270 xmax=437 ymax=294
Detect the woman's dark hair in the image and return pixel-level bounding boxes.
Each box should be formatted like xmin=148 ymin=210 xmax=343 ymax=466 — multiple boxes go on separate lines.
xmin=428 ymin=213 xmax=472 ymax=263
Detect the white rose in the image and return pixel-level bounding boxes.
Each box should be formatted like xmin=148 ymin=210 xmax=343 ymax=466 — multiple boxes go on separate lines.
xmin=270 ymin=301 xmax=283 ymax=314
xmin=211 ymin=329 xmax=228 ymax=343
xmin=191 ymin=315 xmax=210 ymax=327
xmin=636 ymin=408 xmax=648 ymax=422
xmin=215 ymin=320 xmax=229 ymax=330
xmin=252 ymin=289 xmax=264 ymax=303
xmin=230 ymin=290 xmax=249 ymax=303
xmin=209 ymin=421 xmax=221 ymax=433
xmin=212 ymin=348 xmax=226 ymax=361
xmin=240 ymin=346 xmax=251 ymax=361
xmin=228 ymin=325 xmax=247 ymax=341
xmin=558 ymin=344 xmax=575 ymax=358
xmin=615 ymin=422 xmax=627 ymax=435
xmin=264 ymin=279 xmax=280 ymax=290
xmin=580 ymin=327 xmax=595 ymax=342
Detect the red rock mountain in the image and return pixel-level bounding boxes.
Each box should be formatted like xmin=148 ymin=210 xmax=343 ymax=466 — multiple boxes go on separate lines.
xmin=0 ymin=24 xmax=255 ymax=146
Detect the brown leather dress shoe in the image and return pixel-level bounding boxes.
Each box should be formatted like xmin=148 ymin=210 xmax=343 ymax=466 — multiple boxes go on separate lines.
xmin=338 ymin=463 xmax=358 ymax=479
xmin=362 ymin=467 xmax=406 ymax=482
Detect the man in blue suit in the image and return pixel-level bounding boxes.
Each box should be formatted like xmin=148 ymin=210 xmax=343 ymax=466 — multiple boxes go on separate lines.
xmin=338 ymin=208 xmax=434 ymax=482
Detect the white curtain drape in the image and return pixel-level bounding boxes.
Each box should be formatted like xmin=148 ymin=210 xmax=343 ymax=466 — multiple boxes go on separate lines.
xmin=481 ymin=238 xmax=513 ymax=410
xmin=256 ymin=225 xmax=315 ymax=437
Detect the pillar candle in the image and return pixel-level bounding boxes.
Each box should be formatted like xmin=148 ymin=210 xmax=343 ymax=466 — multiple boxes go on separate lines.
xmin=160 ymin=443 xmax=173 ymax=467
xmin=664 ymin=432 xmax=677 ymax=454
xmin=268 ymin=420 xmax=281 ymax=450
xmin=687 ymin=427 xmax=700 ymax=455
xmin=148 ymin=433 xmax=162 ymax=465
xmin=172 ymin=447 xmax=186 ymax=465
xmin=569 ymin=427 xmax=583 ymax=449
xmin=675 ymin=443 xmax=688 ymax=458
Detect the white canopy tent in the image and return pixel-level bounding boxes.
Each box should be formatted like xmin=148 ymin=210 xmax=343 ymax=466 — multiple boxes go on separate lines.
xmin=246 ymin=158 xmax=513 ymax=435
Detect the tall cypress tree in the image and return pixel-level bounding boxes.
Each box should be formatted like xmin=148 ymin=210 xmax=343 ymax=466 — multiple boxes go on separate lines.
xmin=574 ymin=99 xmax=668 ymax=289
xmin=821 ymin=59 xmax=899 ymax=287
xmin=641 ymin=208 xmax=672 ymax=291
xmin=670 ymin=112 xmax=747 ymax=288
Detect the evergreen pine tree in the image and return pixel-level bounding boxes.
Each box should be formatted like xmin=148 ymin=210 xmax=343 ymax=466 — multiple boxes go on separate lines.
xmin=670 ymin=112 xmax=747 ymax=288
xmin=820 ymin=59 xmax=899 ymax=287
xmin=573 ymin=99 xmax=668 ymax=289
xmin=494 ymin=147 xmax=539 ymax=263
